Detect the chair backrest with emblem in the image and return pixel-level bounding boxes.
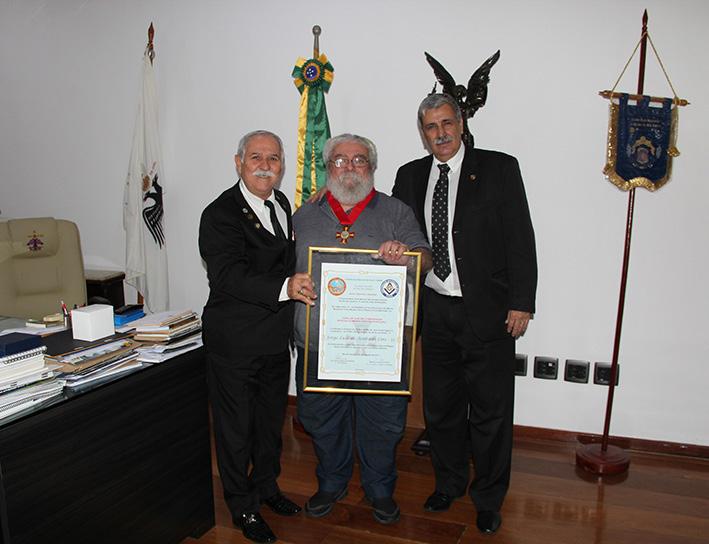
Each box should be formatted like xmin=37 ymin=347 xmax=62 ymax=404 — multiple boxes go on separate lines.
xmin=0 ymin=217 xmax=87 ymax=319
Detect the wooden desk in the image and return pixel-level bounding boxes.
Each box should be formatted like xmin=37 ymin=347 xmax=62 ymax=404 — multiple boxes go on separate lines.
xmin=0 ymin=348 xmax=214 ymax=544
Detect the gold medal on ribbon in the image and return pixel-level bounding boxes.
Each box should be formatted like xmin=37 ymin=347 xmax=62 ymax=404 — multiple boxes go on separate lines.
xmin=336 ymin=225 xmax=354 ymax=244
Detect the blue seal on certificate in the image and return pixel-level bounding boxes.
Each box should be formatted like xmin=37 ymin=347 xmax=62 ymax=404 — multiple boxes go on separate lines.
xmin=327 ymin=277 xmax=347 ymax=296
xmin=380 ymin=279 xmax=400 ymax=298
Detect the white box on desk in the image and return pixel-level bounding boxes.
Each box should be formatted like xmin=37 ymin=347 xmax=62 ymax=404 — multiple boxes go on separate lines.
xmin=71 ymin=304 xmax=115 ymax=341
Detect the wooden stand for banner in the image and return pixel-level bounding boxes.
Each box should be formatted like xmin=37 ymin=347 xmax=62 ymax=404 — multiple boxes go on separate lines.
xmin=574 ymin=9 xmax=692 ymax=475
xmin=575 ymin=10 xmax=653 ymax=478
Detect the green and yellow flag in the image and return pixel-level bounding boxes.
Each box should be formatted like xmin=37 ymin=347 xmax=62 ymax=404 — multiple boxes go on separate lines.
xmin=292 ymin=53 xmax=334 ymax=208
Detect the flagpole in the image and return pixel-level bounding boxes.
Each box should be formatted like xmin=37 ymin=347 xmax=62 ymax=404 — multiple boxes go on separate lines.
xmin=312 ymin=25 xmax=320 ymax=57
xmin=576 ymin=10 xmax=649 ymax=476
xmin=136 ymin=22 xmax=155 ymax=308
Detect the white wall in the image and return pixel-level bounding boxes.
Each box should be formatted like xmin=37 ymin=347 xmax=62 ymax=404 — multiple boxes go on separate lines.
xmin=2 ymin=0 xmax=708 ymax=446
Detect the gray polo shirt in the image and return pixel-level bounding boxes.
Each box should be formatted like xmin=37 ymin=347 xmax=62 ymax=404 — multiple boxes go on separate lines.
xmin=293 ymin=191 xmax=430 ymax=349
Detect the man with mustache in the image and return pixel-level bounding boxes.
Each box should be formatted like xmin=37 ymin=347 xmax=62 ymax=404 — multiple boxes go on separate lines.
xmin=199 ymin=130 xmax=314 ymax=544
xmin=392 ymin=94 xmax=537 ymax=534
xmin=292 ymin=133 xmax=432 ymax=525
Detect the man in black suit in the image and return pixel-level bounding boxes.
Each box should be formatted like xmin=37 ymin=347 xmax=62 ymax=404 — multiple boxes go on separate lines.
xmin=392 ymin=94 xmax=537 ymax=534
xmin=199 ymin=130 xmax=315 ymax=544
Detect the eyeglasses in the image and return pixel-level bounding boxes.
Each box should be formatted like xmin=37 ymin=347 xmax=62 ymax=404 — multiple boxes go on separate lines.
xmin=329 ymin=155 xmax=370 ymax=168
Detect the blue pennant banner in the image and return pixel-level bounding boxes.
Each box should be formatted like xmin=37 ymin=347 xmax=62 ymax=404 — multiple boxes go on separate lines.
xmin=603 ymin=93 xmax=679 ymax=192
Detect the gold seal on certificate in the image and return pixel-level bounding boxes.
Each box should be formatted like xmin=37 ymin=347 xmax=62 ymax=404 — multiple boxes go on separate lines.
xmin=303 ymin=247 xmax=423 ymax=395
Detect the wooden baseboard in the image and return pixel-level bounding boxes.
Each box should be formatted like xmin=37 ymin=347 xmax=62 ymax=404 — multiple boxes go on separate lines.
xmin=288 ymin=395 xmax=708 ymax=458
xmin=516 ymin=425 xmax=709 ymax=459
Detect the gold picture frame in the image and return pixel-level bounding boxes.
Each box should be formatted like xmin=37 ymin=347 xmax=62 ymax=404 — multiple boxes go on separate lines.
xmin=303 ymin=246 xmax=422 ymax=395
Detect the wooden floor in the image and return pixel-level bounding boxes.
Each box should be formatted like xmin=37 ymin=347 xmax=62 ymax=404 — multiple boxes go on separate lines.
xmin=184 ymin=408 xmax=709 ymax=544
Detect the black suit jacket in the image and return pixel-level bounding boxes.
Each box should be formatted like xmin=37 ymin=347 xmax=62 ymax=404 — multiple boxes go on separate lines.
xmin=199 ymin=181 xmax=295 ymax=357
xmin=393 ymin=147 xmax=537 ymax=341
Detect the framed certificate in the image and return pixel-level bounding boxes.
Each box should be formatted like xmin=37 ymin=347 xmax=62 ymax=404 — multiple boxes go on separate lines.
xmin=303 ymin=247 xmax=422 ymax=395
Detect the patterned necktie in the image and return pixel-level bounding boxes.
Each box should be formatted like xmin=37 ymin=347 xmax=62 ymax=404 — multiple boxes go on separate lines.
xmin=432 ymin=163 xmax=451 ymax=281
xmin=264 ymin=200 xmax=287 ymax=240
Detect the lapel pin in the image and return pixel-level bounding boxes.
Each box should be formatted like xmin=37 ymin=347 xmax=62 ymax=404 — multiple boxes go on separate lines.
xmin=242 ymin=208 xmax=249 ymax=213
xmin=469 ymin=174 xmax=477 ymax=182
xmin=255 ymin=223 xmax=261 ymax=229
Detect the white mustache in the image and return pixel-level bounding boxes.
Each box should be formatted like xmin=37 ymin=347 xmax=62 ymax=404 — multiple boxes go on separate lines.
xmin=434 ymin=135 xmax=454 ymax=145
xmin=253 ymin=170 xmax=276 ymax=179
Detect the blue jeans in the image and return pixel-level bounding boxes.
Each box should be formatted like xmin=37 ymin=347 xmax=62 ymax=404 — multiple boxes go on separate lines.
xmin=295 ymin=347 xmax=408 ymax=499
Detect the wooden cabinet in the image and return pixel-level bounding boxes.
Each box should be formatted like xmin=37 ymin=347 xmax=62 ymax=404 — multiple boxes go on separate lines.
xmin=0 ymin=349 xmax=214 ymax=544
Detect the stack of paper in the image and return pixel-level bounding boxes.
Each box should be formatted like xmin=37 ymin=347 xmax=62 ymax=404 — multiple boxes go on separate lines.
xmin=132 ymin=310 xmax=202 ymax=343
xmin=0 ymin=347 xmax=54 ymax=394
xmin=136 ymin=333 xmax=203 ymax=363
xmin=0 ymin=333 xmax=55 ymax=394
xmin=25 ymin=312 xmax=65 ymax=329
xmin=49 ymin=338 xmax=144 ymax=388
xmin=0 ymin=379 xmax=66 ymax=420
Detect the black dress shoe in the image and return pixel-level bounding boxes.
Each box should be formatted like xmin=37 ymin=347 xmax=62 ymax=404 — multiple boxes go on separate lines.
xmin=262 ymin=492 xmax=302 ymax=516
xmin=232 ymin=512 xmax=277 ymax=543
xmin=476 ymin=510 xmax=502 ymax=534
xmin=424 ymin=491 xmax=455 ymax=512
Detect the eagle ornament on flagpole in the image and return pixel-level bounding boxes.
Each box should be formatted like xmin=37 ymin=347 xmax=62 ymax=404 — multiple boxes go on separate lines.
xmin=292 ymin=25 xmax=334 ymax=208
xmin=123 ymin=23 xmax=170 ymax=313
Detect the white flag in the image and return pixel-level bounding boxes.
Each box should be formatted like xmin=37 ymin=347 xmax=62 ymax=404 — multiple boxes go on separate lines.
xmin=123 ymin=47 xmax=169 ymax=313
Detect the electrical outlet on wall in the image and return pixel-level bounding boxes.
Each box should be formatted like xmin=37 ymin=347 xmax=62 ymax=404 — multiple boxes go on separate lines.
xmin=594 ymin=362 xmax=619 ymax=386
xmin=515 ymin=354 xmax=528 ymax=376
xmin=564 ymin=360 xmax=590 ymax=383
xmin=533 ymin=356 xmax=558 ymax=380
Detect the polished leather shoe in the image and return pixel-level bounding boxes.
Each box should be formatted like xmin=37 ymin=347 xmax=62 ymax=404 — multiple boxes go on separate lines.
xmin=305 ymin=487 xmax=348 ymax=518
xmin=424 ymin=491 xmax=455 ymax=512
xmin=232 ymin=512 xmax=277 ymax=543
xmin=476 ymin=510 xmax=502 ymax=534
xmin=262 ymin=492 xmax=302 ymax=516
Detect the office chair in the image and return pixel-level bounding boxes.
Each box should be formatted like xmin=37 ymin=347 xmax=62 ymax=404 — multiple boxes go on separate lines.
xmin=0 ymin=217 xmax=87 ymax=319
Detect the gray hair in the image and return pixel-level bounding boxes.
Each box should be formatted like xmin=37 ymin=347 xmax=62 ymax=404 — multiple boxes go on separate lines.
xmin=322 ymin=133 xmax=378 ymax=172
xmin=236 ymin=130 xmax=285 ymax=161
xmin=417 ymin=93 xmax=463 ymax=131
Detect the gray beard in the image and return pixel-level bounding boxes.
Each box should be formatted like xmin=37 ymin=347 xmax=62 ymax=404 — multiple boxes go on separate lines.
xmin=326 ymin=172 xmax=374 ymax=206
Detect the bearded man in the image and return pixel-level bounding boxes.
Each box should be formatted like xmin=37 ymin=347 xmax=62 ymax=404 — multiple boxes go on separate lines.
xmin=199 ymin=130 xmax=314 ymax=544
xmin=292 ymin=133 xmax=431 ymax=525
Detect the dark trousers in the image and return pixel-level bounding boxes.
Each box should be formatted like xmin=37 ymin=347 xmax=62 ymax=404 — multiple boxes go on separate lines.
xmin=206 ymin=349 xmax=290 ymax=517
xmin=295 ymin=347 xmax=408 ymax=499
xmin=422 ymin=287 xmax=515 ymax=512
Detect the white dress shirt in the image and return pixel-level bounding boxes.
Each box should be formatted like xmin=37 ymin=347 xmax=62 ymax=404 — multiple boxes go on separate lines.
xmin=239 ymin=181 xmax=290 ymax=301
xmin=238 ymin=181 xmax=288 ymax=239
xmin=424 ymin=144 xmax=465 ymax=297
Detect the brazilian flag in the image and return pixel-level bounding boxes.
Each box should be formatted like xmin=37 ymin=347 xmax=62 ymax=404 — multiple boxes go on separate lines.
xmin=292 ymin=54 xmax=334 ymax=208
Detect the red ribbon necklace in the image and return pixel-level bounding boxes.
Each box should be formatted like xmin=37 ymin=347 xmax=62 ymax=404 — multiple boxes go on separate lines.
xmin=326 ymin=189 xmax=376 ymax=244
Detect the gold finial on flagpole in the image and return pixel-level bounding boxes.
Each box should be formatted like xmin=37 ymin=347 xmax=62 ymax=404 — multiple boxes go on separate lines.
xmin=312 ymin=25 xmax=321 ymax=58
xmin=147 ymin=22 xmax=155 ymax=64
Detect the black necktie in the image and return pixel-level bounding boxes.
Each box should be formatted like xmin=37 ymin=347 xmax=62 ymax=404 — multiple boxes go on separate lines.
xmin=264 ymin=200 xmax=287 ymax=240
xmin=432 ymin=163 xmax=451 ymax=281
